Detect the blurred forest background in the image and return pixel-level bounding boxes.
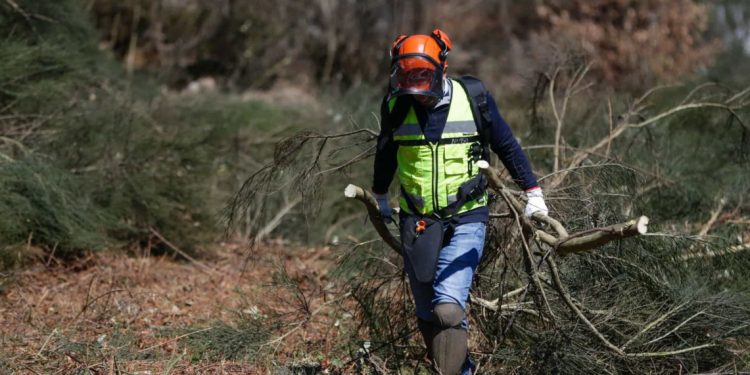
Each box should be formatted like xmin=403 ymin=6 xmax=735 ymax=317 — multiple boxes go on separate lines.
xmin=1 ymin=0 xmax=750 ymax=373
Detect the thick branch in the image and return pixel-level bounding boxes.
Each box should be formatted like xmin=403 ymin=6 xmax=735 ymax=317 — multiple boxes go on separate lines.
xmin=344 ymin=184 xmax=401 ymax=254
xmin=554 ymin=217 xmax=649 ymax=256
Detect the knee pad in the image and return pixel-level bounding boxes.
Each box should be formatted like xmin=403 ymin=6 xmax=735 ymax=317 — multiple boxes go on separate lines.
xmin=433 ymin=303 xmax=465 ymax=328
xmin=433 ymin=327 xmax=467 ymax=375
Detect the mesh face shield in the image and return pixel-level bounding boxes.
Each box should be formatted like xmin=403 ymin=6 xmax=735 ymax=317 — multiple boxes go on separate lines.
xmin=389 ymin=54 xmax=445 ymax=99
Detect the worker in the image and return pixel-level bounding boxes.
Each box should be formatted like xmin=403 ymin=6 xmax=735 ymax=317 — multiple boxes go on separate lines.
xmin=372 ymin=29 xmax=548 ymax=374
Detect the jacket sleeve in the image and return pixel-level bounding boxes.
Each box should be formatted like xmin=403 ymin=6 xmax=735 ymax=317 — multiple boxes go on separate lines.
xmin=372 ymin=96 xmax=398 ymax=194
xmin=486 ymin=92 xmax=539 ymax=191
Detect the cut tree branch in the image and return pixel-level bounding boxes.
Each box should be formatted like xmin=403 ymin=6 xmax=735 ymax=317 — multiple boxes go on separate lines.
xmin=477 ymin=161 xmax=648 ymax=255
xmin=343 ymin=184 xmax=401 ymax=254
xmin=343 ymin=163 xmax=648 ymax=257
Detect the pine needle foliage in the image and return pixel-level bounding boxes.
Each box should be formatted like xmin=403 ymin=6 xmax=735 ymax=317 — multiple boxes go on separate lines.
xmin=177 ymin=320 xmax=271 ymax=362
xmin=1 ymin=0 xmax=304 ymax=263
xmin=244 ymin=70 xmax=750 ymax=372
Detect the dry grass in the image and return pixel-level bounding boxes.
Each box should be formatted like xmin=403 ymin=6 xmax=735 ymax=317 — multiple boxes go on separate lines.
xmin=0 ymin=243 xmax=356 ymax=374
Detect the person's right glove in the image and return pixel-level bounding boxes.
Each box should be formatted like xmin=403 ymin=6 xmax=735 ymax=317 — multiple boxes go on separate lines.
xmin=373 ymin=192 xmax=394 ymax=223
xmin=524 ymin=187 xmax=549 ymax=218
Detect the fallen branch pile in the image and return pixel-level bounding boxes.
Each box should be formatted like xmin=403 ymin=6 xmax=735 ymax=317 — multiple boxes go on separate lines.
xmin=344 ymin=166 xmax=736 ymax=359
xmin=230 ymin=63 xmax=750 ymax=372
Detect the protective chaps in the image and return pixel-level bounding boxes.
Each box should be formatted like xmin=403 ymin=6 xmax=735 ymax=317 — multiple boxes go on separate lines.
xmin=417 ymin=303 xmax=468 ymax=374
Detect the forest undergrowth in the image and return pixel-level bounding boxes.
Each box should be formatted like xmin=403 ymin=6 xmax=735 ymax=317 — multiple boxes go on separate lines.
xmin=1 ymin=0 xmax=750 ymax=374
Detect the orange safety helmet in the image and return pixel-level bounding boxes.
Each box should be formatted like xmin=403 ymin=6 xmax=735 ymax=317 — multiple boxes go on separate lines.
xmin=389 ymin=29 xmax=452 ymax=100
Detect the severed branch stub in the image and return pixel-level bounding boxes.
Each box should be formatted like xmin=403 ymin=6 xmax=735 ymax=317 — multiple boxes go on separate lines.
xmin=344 ymin=165 xmax=647 ymax=256
xmin=344 ymin=184 xmax=402 ymax=254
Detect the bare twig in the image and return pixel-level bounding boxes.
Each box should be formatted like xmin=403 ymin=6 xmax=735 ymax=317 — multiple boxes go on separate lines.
xmin=682 ymin=197 xmax=728 ymax=259
xmin=254 ymin=196 xmax=302 ymax=243
xmin=500 ymin=185 xmax=557 ymax=321
xmin=620 ymin=301 xmax=688 ymax=351
xmin=627 ymin=343 xmax=716 ymax=357
xmin=470 ymin=294 xmax=540 ymax=317
xmin=681 ymin=82 xmax=719 ymax=105
xmin=74 ymin=289 xmax=126 ymax=321
xmin=681 ymin=242 xmax=750 ymax=261
xmin=547 ymin=257 xmax=625 ymax=355
xmin=548 ymin=69 xmax=563 ymax=173
xmin=606 ymin=98 xmax=614 ymax=157
xmin=137 ymin=327 xmax=216 ymax=353
xmin=727 ymin=86 xmax=750 ymax=104
xmin=551 ymin=100 xmax=749 ymax=188
xmin=699 ymin=197 xmax=727 ymax=237
xmin=35 ymin=328 xmax=58 ymax=360
xmin=149 ymin=227 xmax=216 ymax=274
xmin=4 ymin=0 xmax=30 ymax=21
xmin=646 ymin=310 xmax=705 ymax=345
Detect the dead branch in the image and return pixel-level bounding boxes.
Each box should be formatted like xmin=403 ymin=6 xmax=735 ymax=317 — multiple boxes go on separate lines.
xmin=468 ymin=287 xmax=538 ymax=312
xmin=680 ymin=242 xmax=750 ymax=261
xmin=254 ymin=196 xmax=302 ymax=243
xmin=325 ymin=212 xmax=361 ymax=244
xmin=477 ymin=161 xmax=649 ymax=255
xmin=549 ymin=98 xmax=749 ymax=189
xmin=149 ymin=227 xmax=216 ymax=274
xmin=470 ymin=294 xmax=540 ymax=317
xmin=4 ymin=0 xmax=30 ymax=21
xmin=549 ymin=62 xmax=593 ymax=173
xmin=645 ymin=310 xmax=706 ymax=345
xmin=626 ymin=343 xmax=716 ymax=358
xmin=547 ymin=257 xmax=626 ymax=355
xmin=500 ymin=186 xmax=557 ymax=321
xmin=343 ymin=184 xmax=401 ymax=254
xmin=620 ymin=301 xmax=688 ymax=351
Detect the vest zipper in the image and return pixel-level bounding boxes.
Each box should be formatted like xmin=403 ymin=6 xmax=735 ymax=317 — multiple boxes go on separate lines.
xmin=430 ymin=142 xmax=439 ymax=214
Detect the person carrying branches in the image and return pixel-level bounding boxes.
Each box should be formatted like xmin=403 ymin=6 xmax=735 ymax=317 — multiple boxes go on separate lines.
xmin=371 ymin=29 xmax=550 ymax=374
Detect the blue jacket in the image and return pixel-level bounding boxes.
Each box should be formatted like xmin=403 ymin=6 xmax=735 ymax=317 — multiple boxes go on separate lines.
xmin=372 ymin=79 xmax=538 ymax=223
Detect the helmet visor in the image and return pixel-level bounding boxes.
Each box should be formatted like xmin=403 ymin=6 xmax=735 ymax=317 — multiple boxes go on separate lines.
xmin=389 ymin=55 xmax=444 ymax=99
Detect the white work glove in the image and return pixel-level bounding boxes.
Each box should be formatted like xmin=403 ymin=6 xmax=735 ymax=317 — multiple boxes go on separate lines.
xmin=524 ymin=187 xmax=549 ymax=218
xmin=373 ymin=192 xmax=394 ymax=223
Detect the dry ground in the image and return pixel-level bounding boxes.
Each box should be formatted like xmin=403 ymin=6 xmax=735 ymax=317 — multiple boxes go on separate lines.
xmin=0 ymin=242 xmax=360 ymax=374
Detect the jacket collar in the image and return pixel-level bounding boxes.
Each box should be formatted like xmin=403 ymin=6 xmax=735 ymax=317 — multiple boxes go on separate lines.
xmin=433 ymin=78 xmax=452 ymax=109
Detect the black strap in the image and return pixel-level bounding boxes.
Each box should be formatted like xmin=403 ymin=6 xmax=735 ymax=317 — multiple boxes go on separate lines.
xmin=455 ymin=76 xmax=493 ymax=162
xmin=381 ymin=95 xmax=412 ymax=134
xmin=436 ymin=174 xmax=488 ymax=218
xmin=395 ymin=135 xmax=480 ymax=147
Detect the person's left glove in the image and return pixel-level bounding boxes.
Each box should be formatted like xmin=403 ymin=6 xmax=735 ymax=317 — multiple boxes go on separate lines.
xmin=524 ymin=187 xmax=549 ymax=218
xmin=373 ymin=192 xmax=394 ymax=223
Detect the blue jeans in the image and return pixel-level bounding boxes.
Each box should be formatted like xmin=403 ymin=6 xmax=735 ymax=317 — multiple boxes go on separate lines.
xmin=403 ymin=221 xmax=486 ymax=328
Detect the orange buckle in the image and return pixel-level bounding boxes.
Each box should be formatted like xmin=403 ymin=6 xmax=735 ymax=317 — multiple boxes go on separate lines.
xmin=416 ymin=220 xmax=427 ymax=234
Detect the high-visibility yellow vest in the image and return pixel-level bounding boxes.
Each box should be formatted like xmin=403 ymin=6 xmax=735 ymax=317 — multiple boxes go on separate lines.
xmin=390 ymin=79 xmax=487 ymax=217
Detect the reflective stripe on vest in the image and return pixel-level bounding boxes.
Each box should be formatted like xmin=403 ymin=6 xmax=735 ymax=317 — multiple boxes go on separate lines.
xmin=389 ymin=79 xmax=487 ymax=217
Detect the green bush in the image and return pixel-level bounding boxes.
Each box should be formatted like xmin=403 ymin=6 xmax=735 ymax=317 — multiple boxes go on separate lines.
xmin=0 ymin=0 xmax=315 ymax=262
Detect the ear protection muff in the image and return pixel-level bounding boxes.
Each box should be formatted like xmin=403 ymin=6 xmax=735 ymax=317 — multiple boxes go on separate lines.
xmin=431 ymin=29 xmax=452 ymax=65
xmin=390 ymin=35 xmax=408 ymax=60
